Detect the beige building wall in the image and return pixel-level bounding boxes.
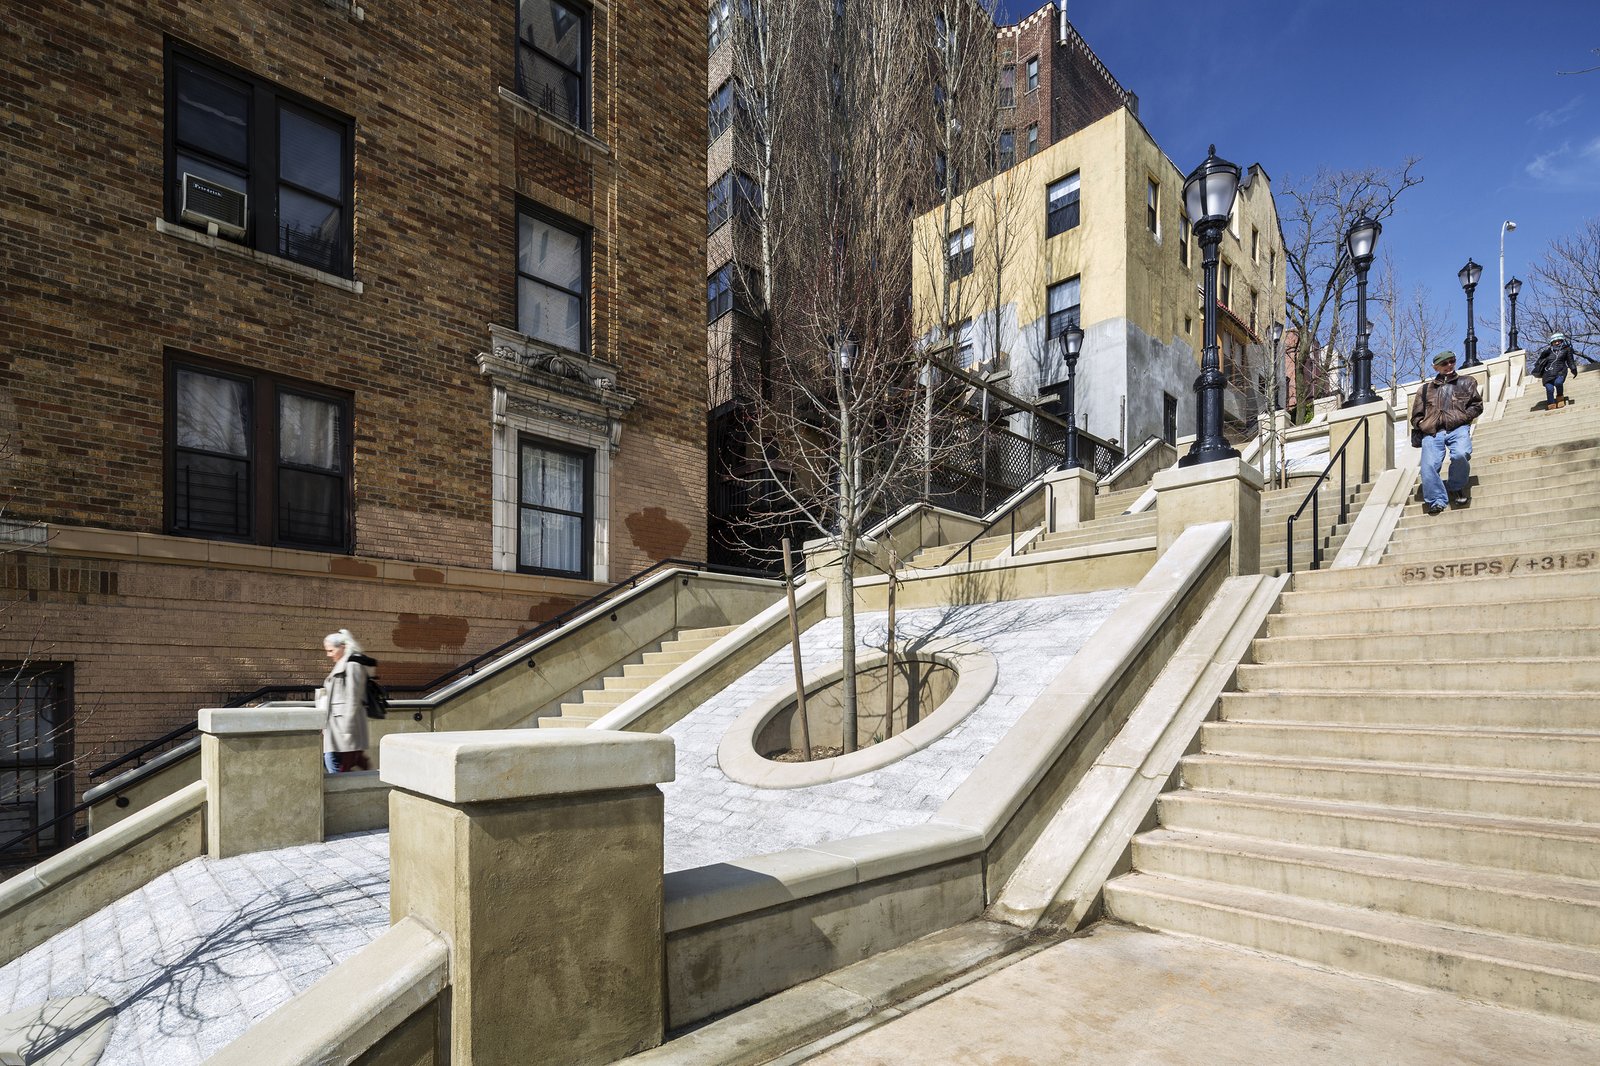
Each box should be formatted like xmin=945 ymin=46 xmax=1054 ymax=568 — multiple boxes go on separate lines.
xmin=912 ymin=106 xmax=1286 ymax=449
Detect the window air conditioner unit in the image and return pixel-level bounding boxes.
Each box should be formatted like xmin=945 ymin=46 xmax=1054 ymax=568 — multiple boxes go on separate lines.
xmin=181 ymin=173 xmax=247 ymax=239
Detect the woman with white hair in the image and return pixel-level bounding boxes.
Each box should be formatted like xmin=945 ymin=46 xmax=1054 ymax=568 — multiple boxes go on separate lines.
xmin=319 ymin=628 xmax=372 ymax=772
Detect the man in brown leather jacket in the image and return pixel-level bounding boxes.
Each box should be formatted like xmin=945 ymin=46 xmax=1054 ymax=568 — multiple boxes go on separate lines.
xmin=1410 ymin=350 xmax=1484 ymax=514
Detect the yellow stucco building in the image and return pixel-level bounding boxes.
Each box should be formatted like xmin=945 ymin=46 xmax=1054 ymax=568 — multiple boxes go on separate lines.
xmin=914 ymin=104 xmax=1285 ymax=450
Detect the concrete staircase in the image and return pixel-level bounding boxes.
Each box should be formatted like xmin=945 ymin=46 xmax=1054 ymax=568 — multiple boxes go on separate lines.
xmin=906 ymin=483 xmax=1151 ymax=568
xmin=1103 ymin=381 xmax=1600 ymax=1024
xmin=536 ymin=624 xmax=740 ymax=728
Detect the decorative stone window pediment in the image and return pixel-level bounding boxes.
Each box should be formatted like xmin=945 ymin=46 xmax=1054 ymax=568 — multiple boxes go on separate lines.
xmin=478 ymin=325 xmax=636 ymax=579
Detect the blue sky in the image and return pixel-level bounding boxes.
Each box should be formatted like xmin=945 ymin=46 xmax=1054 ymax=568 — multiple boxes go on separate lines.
xmin=1000 ymin=0 xmax=1599 ymax=350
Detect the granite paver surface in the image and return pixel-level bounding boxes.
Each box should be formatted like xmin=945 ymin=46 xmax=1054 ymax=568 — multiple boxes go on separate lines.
xmin=0 ymin=587 xmax=1129 ymax=1061
xmin=0 ymin=830 xmax=390 ymax=1066
xmin=662 ymin=588 xmax=1129 ymax=871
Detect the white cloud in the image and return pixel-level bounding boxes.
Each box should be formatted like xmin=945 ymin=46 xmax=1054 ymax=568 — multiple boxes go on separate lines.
xmin=1525 ymin=135 xmax=1600 ymax=188
xmin=1530 ymin=96 xmax=1584 ymax=130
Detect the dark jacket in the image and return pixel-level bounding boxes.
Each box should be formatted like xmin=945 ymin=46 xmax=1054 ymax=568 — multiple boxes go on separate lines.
xmin=1410 ymin=372 xmax=1483 ymax=436
xmin=1533 ymin=341 xmax=1578 ymax=384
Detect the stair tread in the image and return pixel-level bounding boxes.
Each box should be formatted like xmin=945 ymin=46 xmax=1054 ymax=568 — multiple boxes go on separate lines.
xmin=1137 ymin=826 xmax=1600 ymax=901
xmin=1108 ymin=872 xmax=1600 ymax=977
xmin=1208 ymin=720 xmax=1600 ymax=739
xmin=1184 ymin=751 xmax=1600 ymax=786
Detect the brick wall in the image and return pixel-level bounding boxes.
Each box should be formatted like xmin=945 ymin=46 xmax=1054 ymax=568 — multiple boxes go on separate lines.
xmin=0 ymin=0 xmax=708 ymax=793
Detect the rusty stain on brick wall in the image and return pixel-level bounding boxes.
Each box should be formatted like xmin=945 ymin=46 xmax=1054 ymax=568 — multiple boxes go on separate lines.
xmin=330 ymin=558 xmax=379 ymax=578
xmin=412 ymin=567 xmax=445 ymax=584
xmin=625 ymin=507 xmax=692 ymax=561
xmin=393 ymin=613 xmax=471 ymax=651
xmin=528 ymin=596 xmax=580 ymax=624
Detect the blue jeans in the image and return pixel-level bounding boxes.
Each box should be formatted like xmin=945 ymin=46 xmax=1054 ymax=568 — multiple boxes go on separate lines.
xmin=1420 ymin=425 xmax=1471 ymax=507
xmin=324 ymin=752 xmax=338 ymax=773
xmin=1545 ymin=372 xmax=1567 ymax=403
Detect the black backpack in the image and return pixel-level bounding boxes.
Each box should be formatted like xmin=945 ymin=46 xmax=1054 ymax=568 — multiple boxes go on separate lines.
xmin=348 ymin=652 xmax=389 ymax=719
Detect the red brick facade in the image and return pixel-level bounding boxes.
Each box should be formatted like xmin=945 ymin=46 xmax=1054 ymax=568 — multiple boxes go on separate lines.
xmin=998 ymin=4 xmax=1131 ymax=161
xmin=0 ymin=0 xmax=707 ymax=785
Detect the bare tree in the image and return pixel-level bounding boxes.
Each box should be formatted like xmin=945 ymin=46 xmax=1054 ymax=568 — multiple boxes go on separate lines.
xmin=1281 ymin=159 xmax=1423 ymax=422
xmin=1525 ymin=217 xmax=1600 ymax=354
xmin=724 ymin=0 xmax=989 ymax=753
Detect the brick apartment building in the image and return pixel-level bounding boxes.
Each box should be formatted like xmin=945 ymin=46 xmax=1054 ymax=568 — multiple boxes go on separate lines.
xmin=0 ymin=0 xmax=707 ymax=855
xmin=995 ymin=0 xmax=1132 ymax=167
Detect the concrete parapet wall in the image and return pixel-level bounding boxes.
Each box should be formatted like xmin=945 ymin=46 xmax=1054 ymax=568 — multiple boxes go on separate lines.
xmin=851 ymin=536 xmax=1156 ymax=613
xmin=325 ymin=771 xmax=391 ymax=836
xmin=658 ymin=525 xmax=1229 ymax=1029
xmin=207 ymin=916 xmax=450 ymax=1066
xmin=0 ymin=781 xmax=206 ymax=968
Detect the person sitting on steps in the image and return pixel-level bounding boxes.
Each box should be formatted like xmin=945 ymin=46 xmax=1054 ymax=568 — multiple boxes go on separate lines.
xmin=1533 ymin=332 xmax=1580 ymax=409
xmin=1410 ymin=350 xmax=1483 ymax=515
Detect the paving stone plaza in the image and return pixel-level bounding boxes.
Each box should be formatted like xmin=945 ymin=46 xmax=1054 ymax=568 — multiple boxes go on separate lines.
xmin=0 ymin=591 xmax=1128 ymax=1063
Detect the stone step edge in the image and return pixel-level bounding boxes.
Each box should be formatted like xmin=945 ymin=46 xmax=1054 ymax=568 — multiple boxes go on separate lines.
xmin=1105 ymin=873 xmax=1600 ymax=981
xmin=1135 ymin=826 xmax=1600 ymax=907
xmin=1183 ymin=752 xmax=1600 ymax=788
xmin=1204 ymin=720 xmax=1600 ymax=740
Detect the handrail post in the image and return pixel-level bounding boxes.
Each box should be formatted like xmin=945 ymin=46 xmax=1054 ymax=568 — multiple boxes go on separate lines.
xmin=1286 ymin=515 xmax=1295 ymax=573
xmin=1312 ymin=493 xmax=1321 ymax=570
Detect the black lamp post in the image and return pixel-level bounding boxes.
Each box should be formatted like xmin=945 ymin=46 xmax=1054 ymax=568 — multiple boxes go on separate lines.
xmin=1269 ymin=321 xmax=1285 ymax=409
xmin=1342 ymin=215 xmax=1382 ymax=406
xmin=831 ymin=337 xmax=857 ymax=533
xmin=1458 ymin=258 xmax=1483 ymax=368
xmin=1505 ymin=277 xmax=1522 ymax=352
xmin=1178 ymin=145 xmax=1242 ymax=467
xmin=1057 ymin=323 xmax=1084 ymax=469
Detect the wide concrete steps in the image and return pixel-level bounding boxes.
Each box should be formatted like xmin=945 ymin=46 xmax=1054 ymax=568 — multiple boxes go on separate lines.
xmin=1095 ymin=485 xmax=1147 ymax=514
xmin=1200 ymin=721 xmax=1600 ymax=773
xmin=1219 ymin=690 xmax=1597 ymax=730
xmin=1028 ymin=511 xmax=1155 ymax=553
xmin=1278 ymin=567 xmax=1600 ymax=612
xmin=1131 ymin=827 xmax=1600 ymax=947
xmin=1234 ymin=656 xmax=1600 ymax=692
xmin=1103 ymin=872 xmax=1600 ymax=1023
xmin=908 ymin=530 xmax=1030 ymax=568
xmin=1180 ymin=752 xmax=1600 ymax=822
xmin=1157 ymin=789 xmax=1600 ymax=882
xmin=1386 ymin=529 xmax=1600 ymax=568
xmin=538 ymin=624 xmax=739 ymax=728
xmin=1249 ymin=625 xmax=1600 ymax=661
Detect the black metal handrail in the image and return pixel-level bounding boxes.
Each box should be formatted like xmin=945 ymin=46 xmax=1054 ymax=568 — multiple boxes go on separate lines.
xmin=3 ymin=557 xmax=780 ymax=860
xmin=1285 ymin=420 xmax=1369 ymax=573
xmin=936 ymin=478 xmax=1049 ymax=570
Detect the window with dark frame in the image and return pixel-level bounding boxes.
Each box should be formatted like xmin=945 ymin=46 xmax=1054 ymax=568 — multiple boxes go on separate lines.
xmin=1025 ymin=124 xmax=1038 ymax=158
xmin=1047 ymin=277 xmax=1081 ymax=340
xmin=1025 ymin=56 xmax=1039 ymax=93
xmin=709 ymin=80 xmax=735 ymax=141
xmin=999 ymin=66 xmax=1015 ymax=108
xmin=1046 ymin=172 xmax=1080 ymax=236
xmin=516 ymin=0 xmax=589 ymax=130
xmin=1220 ymin=261 xmax=1233 ymax=309
xmin=947 ymin=224 xmax=974 ymax=280
xmin=517 ymin=436 xmax=593 ymax=578
xmin=518 ymin=206 xmax=589 ymax=354
xmin=1251 ymin=226 xmax=1260 ymax=262
xmin=166 ymin=47 xmax=354 ymax=277
xmin=1162 ymin=393 xmax=1178 ymax=445
xmin=998 ymin=130 xmax=1015 ymax=171
xmin=708 ymin=262 xmax=735 ymax=321
xmin=168 ymin=357 xmax=351 ymax=552
xmin=1179 ymin=214 xmax=1191 ymax=266
xmin=954 ymin=318 xmax=975 ymax=368
xmin=1250 ymin=288 xmax=1259 ymax=333
xmin=1146 ymin=178 xmax=1159 ymax=235
xmin=0 ymin=665 xmax=74 ymax=858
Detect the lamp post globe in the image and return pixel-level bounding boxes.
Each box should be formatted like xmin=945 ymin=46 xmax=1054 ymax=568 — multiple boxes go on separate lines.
xmin=1505 ymin=277 xmax=1523 ymax=353
xmin=1458 ymin=258 xmax=1483 ymax=368
xmin=1178 ymin=145 xmax=1242 ymax=468
xmin=1342 ymin=214 xmax=1382 ymax=407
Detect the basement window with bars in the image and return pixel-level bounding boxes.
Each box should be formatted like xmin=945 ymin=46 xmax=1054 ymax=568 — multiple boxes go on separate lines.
xmin=167 ymin=356 xmax=352 ymax=552
xmin=516 ymin=0 xmax=590 ymax=130
xmin=0 ymin=665 xmax=74 ymax=859
xmin=165 ymin=47 xmax=354 ymax=277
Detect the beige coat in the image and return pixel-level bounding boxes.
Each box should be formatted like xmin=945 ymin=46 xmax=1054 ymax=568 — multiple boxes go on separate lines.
xmin=319 ymin=656 xmax=370 ymax=754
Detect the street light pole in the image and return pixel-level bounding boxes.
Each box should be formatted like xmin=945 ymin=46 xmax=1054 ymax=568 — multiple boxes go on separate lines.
xmin=1506 ymin=277 xmax=1522 ymax=353
xmin=1178 ymin=145 xmax=1242 ymax=468
xmin=1057 ymin=324 xmax=1084 ymax=470
xmin=1343 ymin=215 xmax=1382 ymax=407
xmin=1458 ymin=258 xmax=1483 ymax=369
xmin=1499 ymin=220 xmax=1516 ymax=357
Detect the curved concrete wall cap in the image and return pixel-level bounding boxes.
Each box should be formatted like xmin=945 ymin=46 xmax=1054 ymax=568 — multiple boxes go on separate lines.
xmin=718 ymin=638 xmax=997 ymax=789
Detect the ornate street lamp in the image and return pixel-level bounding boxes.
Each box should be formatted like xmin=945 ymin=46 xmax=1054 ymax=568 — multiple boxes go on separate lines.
xmin=1505 ymin=277 xmax=1523 ymax=352
xmin=1458 ymin=258 xmax=1483 ymax=368
xmin=1269 ymin=321 xmax=1285 ymax=409
xmin=1178 ymin=145 xmax=1242 ymax=467
xmin=1057 ymin=323 xmax=1084 ymax=469
xmin=1343 ymin=215 xmax=1382 ymax=407
xmin=1500 ymin=220 xmax=1516 ymax=356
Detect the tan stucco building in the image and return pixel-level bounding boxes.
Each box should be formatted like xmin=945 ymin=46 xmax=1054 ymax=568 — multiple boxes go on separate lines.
xmin=914 ymin=104 xmax=1286 ymax=450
